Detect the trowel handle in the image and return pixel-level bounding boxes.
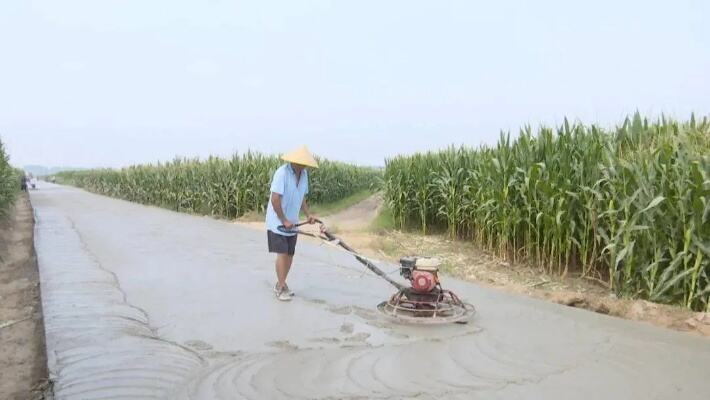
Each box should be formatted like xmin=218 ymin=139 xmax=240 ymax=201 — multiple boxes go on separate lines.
xmin=276 ymin=219 xmax=324 ymax=234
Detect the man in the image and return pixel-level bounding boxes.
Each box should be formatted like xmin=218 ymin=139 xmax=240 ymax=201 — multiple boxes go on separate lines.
xmin=265 ymin=145 xmax=320 ymax=301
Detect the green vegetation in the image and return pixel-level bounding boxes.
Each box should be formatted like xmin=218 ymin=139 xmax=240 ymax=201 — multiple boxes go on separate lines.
xmin=370 ymin=205 xmax=396 ymax=233
xmin=55 ymin=152 xmax=381 ymax=220
xmin=0 ymin=138 xmax=20 ymax=217
xmin=384 ymin=114 xmax=710 ymax=311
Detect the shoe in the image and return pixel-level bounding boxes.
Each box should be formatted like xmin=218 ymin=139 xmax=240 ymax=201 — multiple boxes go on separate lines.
xmin=275 ymin=286 xmax=292 ymax=301
xmin=274 ymin=283 xmax=294 ymax=297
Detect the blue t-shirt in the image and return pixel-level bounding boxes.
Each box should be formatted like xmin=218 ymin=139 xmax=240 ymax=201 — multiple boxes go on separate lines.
xmin=265 ymin=163 xmax=309 ymax=236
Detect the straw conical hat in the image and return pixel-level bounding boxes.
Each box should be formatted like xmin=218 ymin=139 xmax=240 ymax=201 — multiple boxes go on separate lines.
xmin=281 ymin=145 xmax=319 ymax=168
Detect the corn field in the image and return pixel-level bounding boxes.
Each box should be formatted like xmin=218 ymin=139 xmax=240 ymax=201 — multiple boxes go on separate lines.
xmin=55 ymin=152 xmax=380 ymax=219
xmin=0 ymin=138 xmax=20 ymax=217
xmin=384 ymin=114 xmax=710 ymax=311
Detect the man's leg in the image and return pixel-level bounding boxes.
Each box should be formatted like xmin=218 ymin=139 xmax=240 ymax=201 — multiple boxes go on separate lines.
xmin=275 ymin=253 xmax=294 ymax=289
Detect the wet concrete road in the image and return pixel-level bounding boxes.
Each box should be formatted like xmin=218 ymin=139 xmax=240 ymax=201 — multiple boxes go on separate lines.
xmin=31 ymin=183 xmax=710 ymax=399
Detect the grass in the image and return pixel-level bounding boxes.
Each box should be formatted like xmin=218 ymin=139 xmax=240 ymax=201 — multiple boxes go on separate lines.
xmin=369 ymin=203 xmax=449 ymax=235
xmin=369 ymin=205 xmax=397 ymax=233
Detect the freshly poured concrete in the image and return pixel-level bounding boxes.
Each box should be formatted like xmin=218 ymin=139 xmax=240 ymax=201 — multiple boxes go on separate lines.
xmin=31 ymin=183 xmax=710 ymax=399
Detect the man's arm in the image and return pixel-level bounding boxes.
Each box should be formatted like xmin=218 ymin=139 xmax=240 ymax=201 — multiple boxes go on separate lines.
xmin=301 ymin=198 xmax=310 ymax=218
xmin=271 ymin=192 xmax=293 ymax=229
xmin=301 ymin=198 xmax=318 ymax=224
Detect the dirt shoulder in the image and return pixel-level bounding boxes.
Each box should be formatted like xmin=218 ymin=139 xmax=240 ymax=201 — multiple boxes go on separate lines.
xmin=0 ymin=193 xmax=50 ymax=399
xmin=262 ymin=194 xmax=709 ymax=338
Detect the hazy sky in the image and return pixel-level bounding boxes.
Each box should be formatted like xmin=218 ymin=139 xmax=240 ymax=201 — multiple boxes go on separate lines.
xmin=1 ymin=0 xmax=708 ymax=167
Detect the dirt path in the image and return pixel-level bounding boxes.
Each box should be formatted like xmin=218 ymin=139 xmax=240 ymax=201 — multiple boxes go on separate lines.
xmin=0 ymin=193 xmax=49 ymax=400
xmin=323 ymin=193 xmax=382 ymax=232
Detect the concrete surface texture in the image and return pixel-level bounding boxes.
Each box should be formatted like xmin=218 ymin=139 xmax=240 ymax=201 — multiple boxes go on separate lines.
xmin=31 ymin=183 xmax=710 ymax=399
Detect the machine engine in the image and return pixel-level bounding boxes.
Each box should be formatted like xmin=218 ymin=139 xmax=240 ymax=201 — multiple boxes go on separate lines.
xmin=399 ymin=256 xmax=441 ymax=293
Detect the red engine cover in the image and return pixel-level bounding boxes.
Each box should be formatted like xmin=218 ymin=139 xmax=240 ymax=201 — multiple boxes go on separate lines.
xmin=411 ymin=270 xmax=437 ymax=293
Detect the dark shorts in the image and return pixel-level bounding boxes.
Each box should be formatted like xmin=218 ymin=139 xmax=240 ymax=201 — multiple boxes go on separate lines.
xmin=267 ymin=230 xmax=298 ymax=255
